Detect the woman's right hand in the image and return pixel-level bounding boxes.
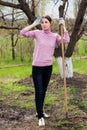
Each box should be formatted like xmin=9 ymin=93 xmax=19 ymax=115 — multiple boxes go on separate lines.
xmin=59 ymin=17 xmax=65 ymax=26
xmin=59 ymin=18 xmax=67 ymax=31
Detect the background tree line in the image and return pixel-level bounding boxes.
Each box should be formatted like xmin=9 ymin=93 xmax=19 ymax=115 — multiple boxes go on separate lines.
xmin=0 ymin=0 xmax=87 ymax=61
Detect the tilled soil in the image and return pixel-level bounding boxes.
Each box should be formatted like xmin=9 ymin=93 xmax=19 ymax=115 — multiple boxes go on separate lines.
xmin=0 ymin=73 xmax=87 ymax=130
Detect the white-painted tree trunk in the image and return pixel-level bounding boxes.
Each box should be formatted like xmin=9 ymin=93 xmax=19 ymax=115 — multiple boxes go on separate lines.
xmin=56 ymin=56 xmax=73 ymax=78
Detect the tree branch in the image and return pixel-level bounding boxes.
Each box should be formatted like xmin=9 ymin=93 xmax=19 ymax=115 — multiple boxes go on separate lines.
xmin=0 ymin=26 xmax=19 ymax=30
xmin=18 ymin=0 xmax=36 ymax=23
xmin=0 ymin=11 xmax=23 ymax=19
xmin=0 ymin=0 xmax=21 ymax=9
xmin=0 ymin=9 xmax=7 ymax=25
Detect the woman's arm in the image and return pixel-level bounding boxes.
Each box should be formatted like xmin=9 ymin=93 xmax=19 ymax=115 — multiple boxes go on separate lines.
xmin=63 ymin=30 xmax=70 ymax=43
xmin=56 ymin=18 xmax=70 ymax=43
xmin=20 ymin=23 xmax=36 ymax=37
xmin=56 ymin=26 xmax=70 ymax=44
xmin=63 ymin=26 xmax=70 ymax=43
xmin=21 ymin=23 xmax=35 ymax=31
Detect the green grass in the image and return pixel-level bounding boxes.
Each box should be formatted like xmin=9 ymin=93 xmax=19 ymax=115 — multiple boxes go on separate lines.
xmin=0 ymin=64 xmax=32 ymax=79
xmin=73 ymin=36 xmax=87 ymax=57
xmin=77 ymin=37 xmax=87 ymax=56
xmin=0 ymin=58 xmax=87 ymax=80
xmin=0 ymin=82 xmax=35 ymax=109
xmin=73 ymin=59 xmax=87 ymax=74
xmin=55 ymin=120 xmax=72 ymax=127
xmin=0 ymin=83 xmax=34 ymax=95
xmin=45 ymin=92 xmax=57 ymax=105
xmin=53 ymin=58 xmax=87 ymax=74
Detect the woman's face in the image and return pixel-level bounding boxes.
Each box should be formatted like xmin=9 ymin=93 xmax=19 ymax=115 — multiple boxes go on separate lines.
xmin=41 ymin=18 xmax=51 ymax=30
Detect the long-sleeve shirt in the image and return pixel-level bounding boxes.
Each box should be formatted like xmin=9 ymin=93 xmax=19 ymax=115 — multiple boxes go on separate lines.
xmin=20 ymin=29 xmax=70 ymax=66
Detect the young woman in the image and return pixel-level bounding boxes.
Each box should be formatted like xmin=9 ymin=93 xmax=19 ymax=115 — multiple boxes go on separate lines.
xmin=20 ymin=15 xmax=70 ymax=126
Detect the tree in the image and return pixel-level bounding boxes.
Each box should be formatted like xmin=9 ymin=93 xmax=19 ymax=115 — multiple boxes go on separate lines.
xmin=52 ymin=0 xmax=86 ymax=78
xmin=65 ymin=0 xmax=87 ymax=57
xmin=0 ymin=0 xmax=36 ymax=23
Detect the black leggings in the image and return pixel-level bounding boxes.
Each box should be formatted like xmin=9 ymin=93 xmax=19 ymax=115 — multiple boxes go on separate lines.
xmin=32 ymin=65 xmax=52 ymax=119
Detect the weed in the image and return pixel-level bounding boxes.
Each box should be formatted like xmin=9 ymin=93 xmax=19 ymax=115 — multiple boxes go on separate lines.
xmin=55 ymin=120 xmax=72 ymax=127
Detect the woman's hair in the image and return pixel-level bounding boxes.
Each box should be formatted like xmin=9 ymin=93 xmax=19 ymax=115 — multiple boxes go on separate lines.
xmin=42 ymin=15 xmax=52 ymax=23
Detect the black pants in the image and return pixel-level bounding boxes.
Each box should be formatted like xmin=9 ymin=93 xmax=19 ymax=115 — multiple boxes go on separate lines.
xmin=32 ymin=65 xmax=52 ymax=119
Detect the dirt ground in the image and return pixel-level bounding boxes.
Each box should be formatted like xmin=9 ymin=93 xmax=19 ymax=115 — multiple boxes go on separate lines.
xmin=0 ymin=73 xmax=87 ymax=130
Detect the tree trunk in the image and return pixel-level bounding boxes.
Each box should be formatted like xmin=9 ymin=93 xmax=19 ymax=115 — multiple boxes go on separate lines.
xmin=18 ymin=0 xmax=36 ymax=24
xmin=56 ymin=57 xmax=73 ymax=78
xmin=11 ymin=33 xmax=15 ymax=60
xmin=11 ymin=7 xmax=15 ymax=60
xmin=55 ymin=0 xmax=73 ymax=78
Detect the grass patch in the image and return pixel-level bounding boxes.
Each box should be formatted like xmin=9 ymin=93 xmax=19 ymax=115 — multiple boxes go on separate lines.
xmin=69 ymin=86 xmax=77 ymax=95
xmin=0 ymin=82 xmax=35 ymax=109
xmin=0 ymin=65 xmax=32 ymax=79
xmin=77 ymin=123 xmax=87 ymax=129
xmin=69 ymin=98 xmax=87 ymax=110
xmin=0 ymin=83 xmax=33 ymax=95
xmin=71 ymin=123 xmax=87 ymax=130
xmin=45 ymin=92 xmax=57 ymax=105
xmin=55 ymin=120 xmax=72 ymax=127
xmin=73 ymin=59 xmax=87 ymax=74
xmin=16 ymin=99 xmax=35 ymax=109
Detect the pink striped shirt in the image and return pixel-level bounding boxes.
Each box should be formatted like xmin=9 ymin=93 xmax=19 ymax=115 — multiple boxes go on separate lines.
xmin=20 ymin=29 xmax=70 ymax=66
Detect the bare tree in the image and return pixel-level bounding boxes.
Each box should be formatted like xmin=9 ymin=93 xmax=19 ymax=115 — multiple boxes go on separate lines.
xmin=53 ymin=0 xmax=87 ymax=78
xmin=11 ymin=7 xmax=19 ymax=60
xmin=65 ymin=0 xmax=87 ymax=57
xmin=0 ymin=0 xmax=36 ymax=24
